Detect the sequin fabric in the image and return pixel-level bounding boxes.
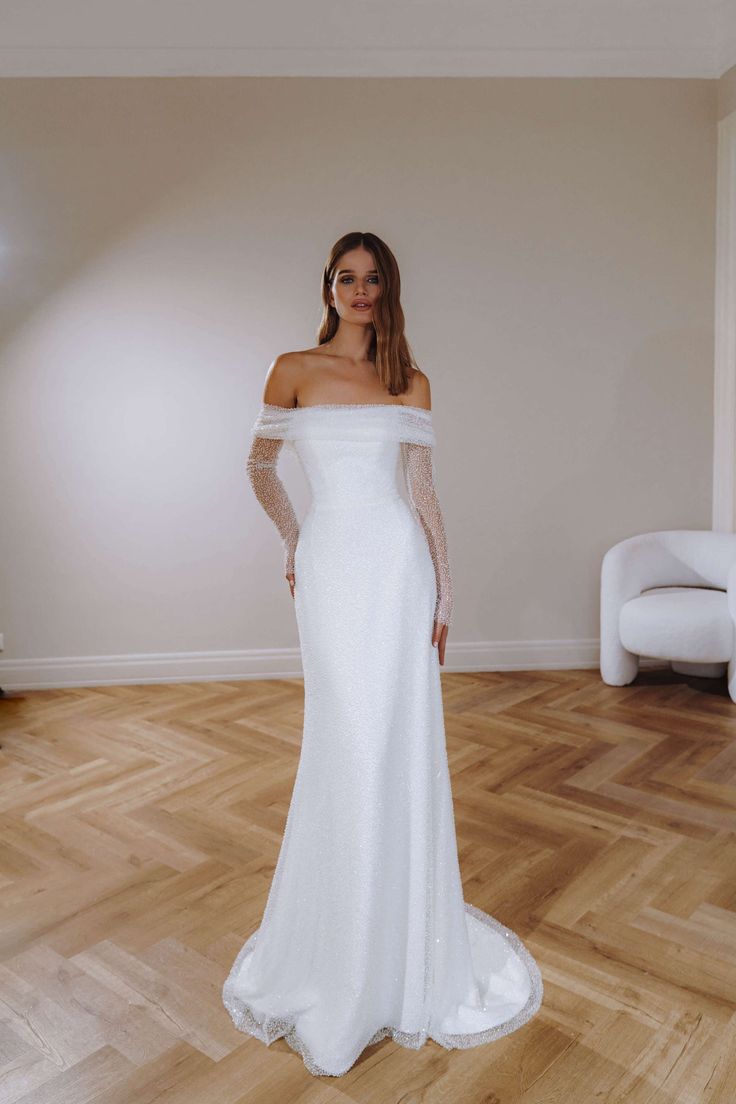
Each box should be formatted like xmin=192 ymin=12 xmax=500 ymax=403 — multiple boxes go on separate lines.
xmin=223 ymin=902 xmax=543 ymax=1078
xmin=247 ymin=436 xmax=300 ymax=576
xmin=401 ymin=441 xmax=453 ymax=626
xmin=225 ymin=401 xmax=543 ymax=1077
xmin=246 ymin=402 xmax=452 ymax=624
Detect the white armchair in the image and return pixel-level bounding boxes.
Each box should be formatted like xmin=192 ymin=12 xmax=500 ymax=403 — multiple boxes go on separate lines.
xmin=600 ymin=530 xmax=736 ymax=702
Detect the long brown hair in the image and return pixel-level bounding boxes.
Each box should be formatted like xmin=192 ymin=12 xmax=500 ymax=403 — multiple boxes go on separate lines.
xmin=317 ymin=231 xmax=418 ymax=397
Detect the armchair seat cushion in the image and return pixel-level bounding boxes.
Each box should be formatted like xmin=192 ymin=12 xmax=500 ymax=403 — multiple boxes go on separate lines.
xmin=619 ymin=586 xmax=733 ymax=664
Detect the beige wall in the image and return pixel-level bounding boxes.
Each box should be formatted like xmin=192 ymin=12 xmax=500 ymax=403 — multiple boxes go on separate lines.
xmin=0 ymin=77 xmax=717 ymax=681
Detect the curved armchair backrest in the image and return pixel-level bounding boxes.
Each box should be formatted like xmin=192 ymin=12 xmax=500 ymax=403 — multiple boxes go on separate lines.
xmin=603 ymin=529 xmax=736 ymax=592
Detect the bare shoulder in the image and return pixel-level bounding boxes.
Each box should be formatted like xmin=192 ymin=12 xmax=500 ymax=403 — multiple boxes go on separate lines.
xmin=261 ymin=350 xmax=305 ymax=408
xmin=404 ymin=366 xmax=432 ymax=411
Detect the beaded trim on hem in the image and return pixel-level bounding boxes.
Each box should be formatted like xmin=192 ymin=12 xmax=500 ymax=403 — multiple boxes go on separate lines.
xmin=222 ymin=900 xmax=544 ymax=1078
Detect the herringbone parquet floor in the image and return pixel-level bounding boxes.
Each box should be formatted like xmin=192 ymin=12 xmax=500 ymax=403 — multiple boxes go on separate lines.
xmin=1 ymin=665 xmax=735 ymax=1103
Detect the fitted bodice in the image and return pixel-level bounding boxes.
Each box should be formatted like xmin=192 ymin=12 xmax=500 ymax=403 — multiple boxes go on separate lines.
xmin=248 ymin=397 xmax=454 ymax=624
xmin=295 ymin=436 xmax=404 ymax=507
xmin=251 ymin=402 xmax=437 ymax=510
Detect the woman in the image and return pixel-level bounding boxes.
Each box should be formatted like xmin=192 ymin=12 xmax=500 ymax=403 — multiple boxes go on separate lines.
xmin=222 ymin=231 xmax=543 ymax=1076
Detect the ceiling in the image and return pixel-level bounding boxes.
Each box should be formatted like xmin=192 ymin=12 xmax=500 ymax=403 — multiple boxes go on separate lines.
xmin=0 ymin=0 xmax=734 ymax=79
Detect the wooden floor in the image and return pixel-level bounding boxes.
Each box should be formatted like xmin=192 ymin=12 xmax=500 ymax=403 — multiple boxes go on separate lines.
xmin=1 ymin=666 xmax=735 ymax=1103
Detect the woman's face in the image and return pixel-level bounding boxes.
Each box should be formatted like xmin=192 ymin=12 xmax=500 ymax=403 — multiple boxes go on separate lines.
xmin=328 ymin=246 xmax=381 ymax=323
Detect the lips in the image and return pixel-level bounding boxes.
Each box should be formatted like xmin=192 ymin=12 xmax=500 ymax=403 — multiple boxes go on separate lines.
xmin=352 ymin=301 xmax=371 ymax=309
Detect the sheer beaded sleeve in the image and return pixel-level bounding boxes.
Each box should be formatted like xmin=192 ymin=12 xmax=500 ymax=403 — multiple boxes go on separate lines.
xmin=247 ymin=409 xmax=300 ymax=577
xmin=401 ymin=440 xmax=454 ymax=627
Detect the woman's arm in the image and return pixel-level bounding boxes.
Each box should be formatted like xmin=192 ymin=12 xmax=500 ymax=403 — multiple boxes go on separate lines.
xmin=247 ymin=434 xmax=300 ymax=578
xmin=402 ymin=440 xmax=454 ymax=627
xmin=400 ymin=367 xmax=453 ymax=628
xmin=247 ymin=352 xmax=302 ymax=578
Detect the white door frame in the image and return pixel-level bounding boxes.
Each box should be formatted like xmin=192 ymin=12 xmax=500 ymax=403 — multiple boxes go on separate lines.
xmin=713 ymin=108 xmax=736 ymax=531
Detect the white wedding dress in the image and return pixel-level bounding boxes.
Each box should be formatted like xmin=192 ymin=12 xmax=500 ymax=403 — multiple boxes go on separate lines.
xmin=223 ymin=400 xmax=543 ymax=1076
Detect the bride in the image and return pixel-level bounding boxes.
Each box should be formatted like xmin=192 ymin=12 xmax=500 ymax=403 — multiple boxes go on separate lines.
xmin=223 ymin=231 xmax=543 ymax=1076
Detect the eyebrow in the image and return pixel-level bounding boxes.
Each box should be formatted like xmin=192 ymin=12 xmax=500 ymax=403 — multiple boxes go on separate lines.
xmin=336 ymin=268 xmax=378 ymax=275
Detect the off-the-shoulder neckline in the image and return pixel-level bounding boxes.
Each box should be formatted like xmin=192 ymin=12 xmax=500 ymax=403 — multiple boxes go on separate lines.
xmin=261 ymin=401 xmax=432 ymax=415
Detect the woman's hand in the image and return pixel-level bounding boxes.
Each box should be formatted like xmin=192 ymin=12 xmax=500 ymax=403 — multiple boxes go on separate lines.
xmin=284 ymin=534 xmax=298 ymax=598
xmin=432 ymin=621 xmax=448 ymax=665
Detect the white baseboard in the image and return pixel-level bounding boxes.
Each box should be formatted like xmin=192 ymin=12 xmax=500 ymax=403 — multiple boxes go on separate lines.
xmin=0 ymin=639 xmax=668 ymax=690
